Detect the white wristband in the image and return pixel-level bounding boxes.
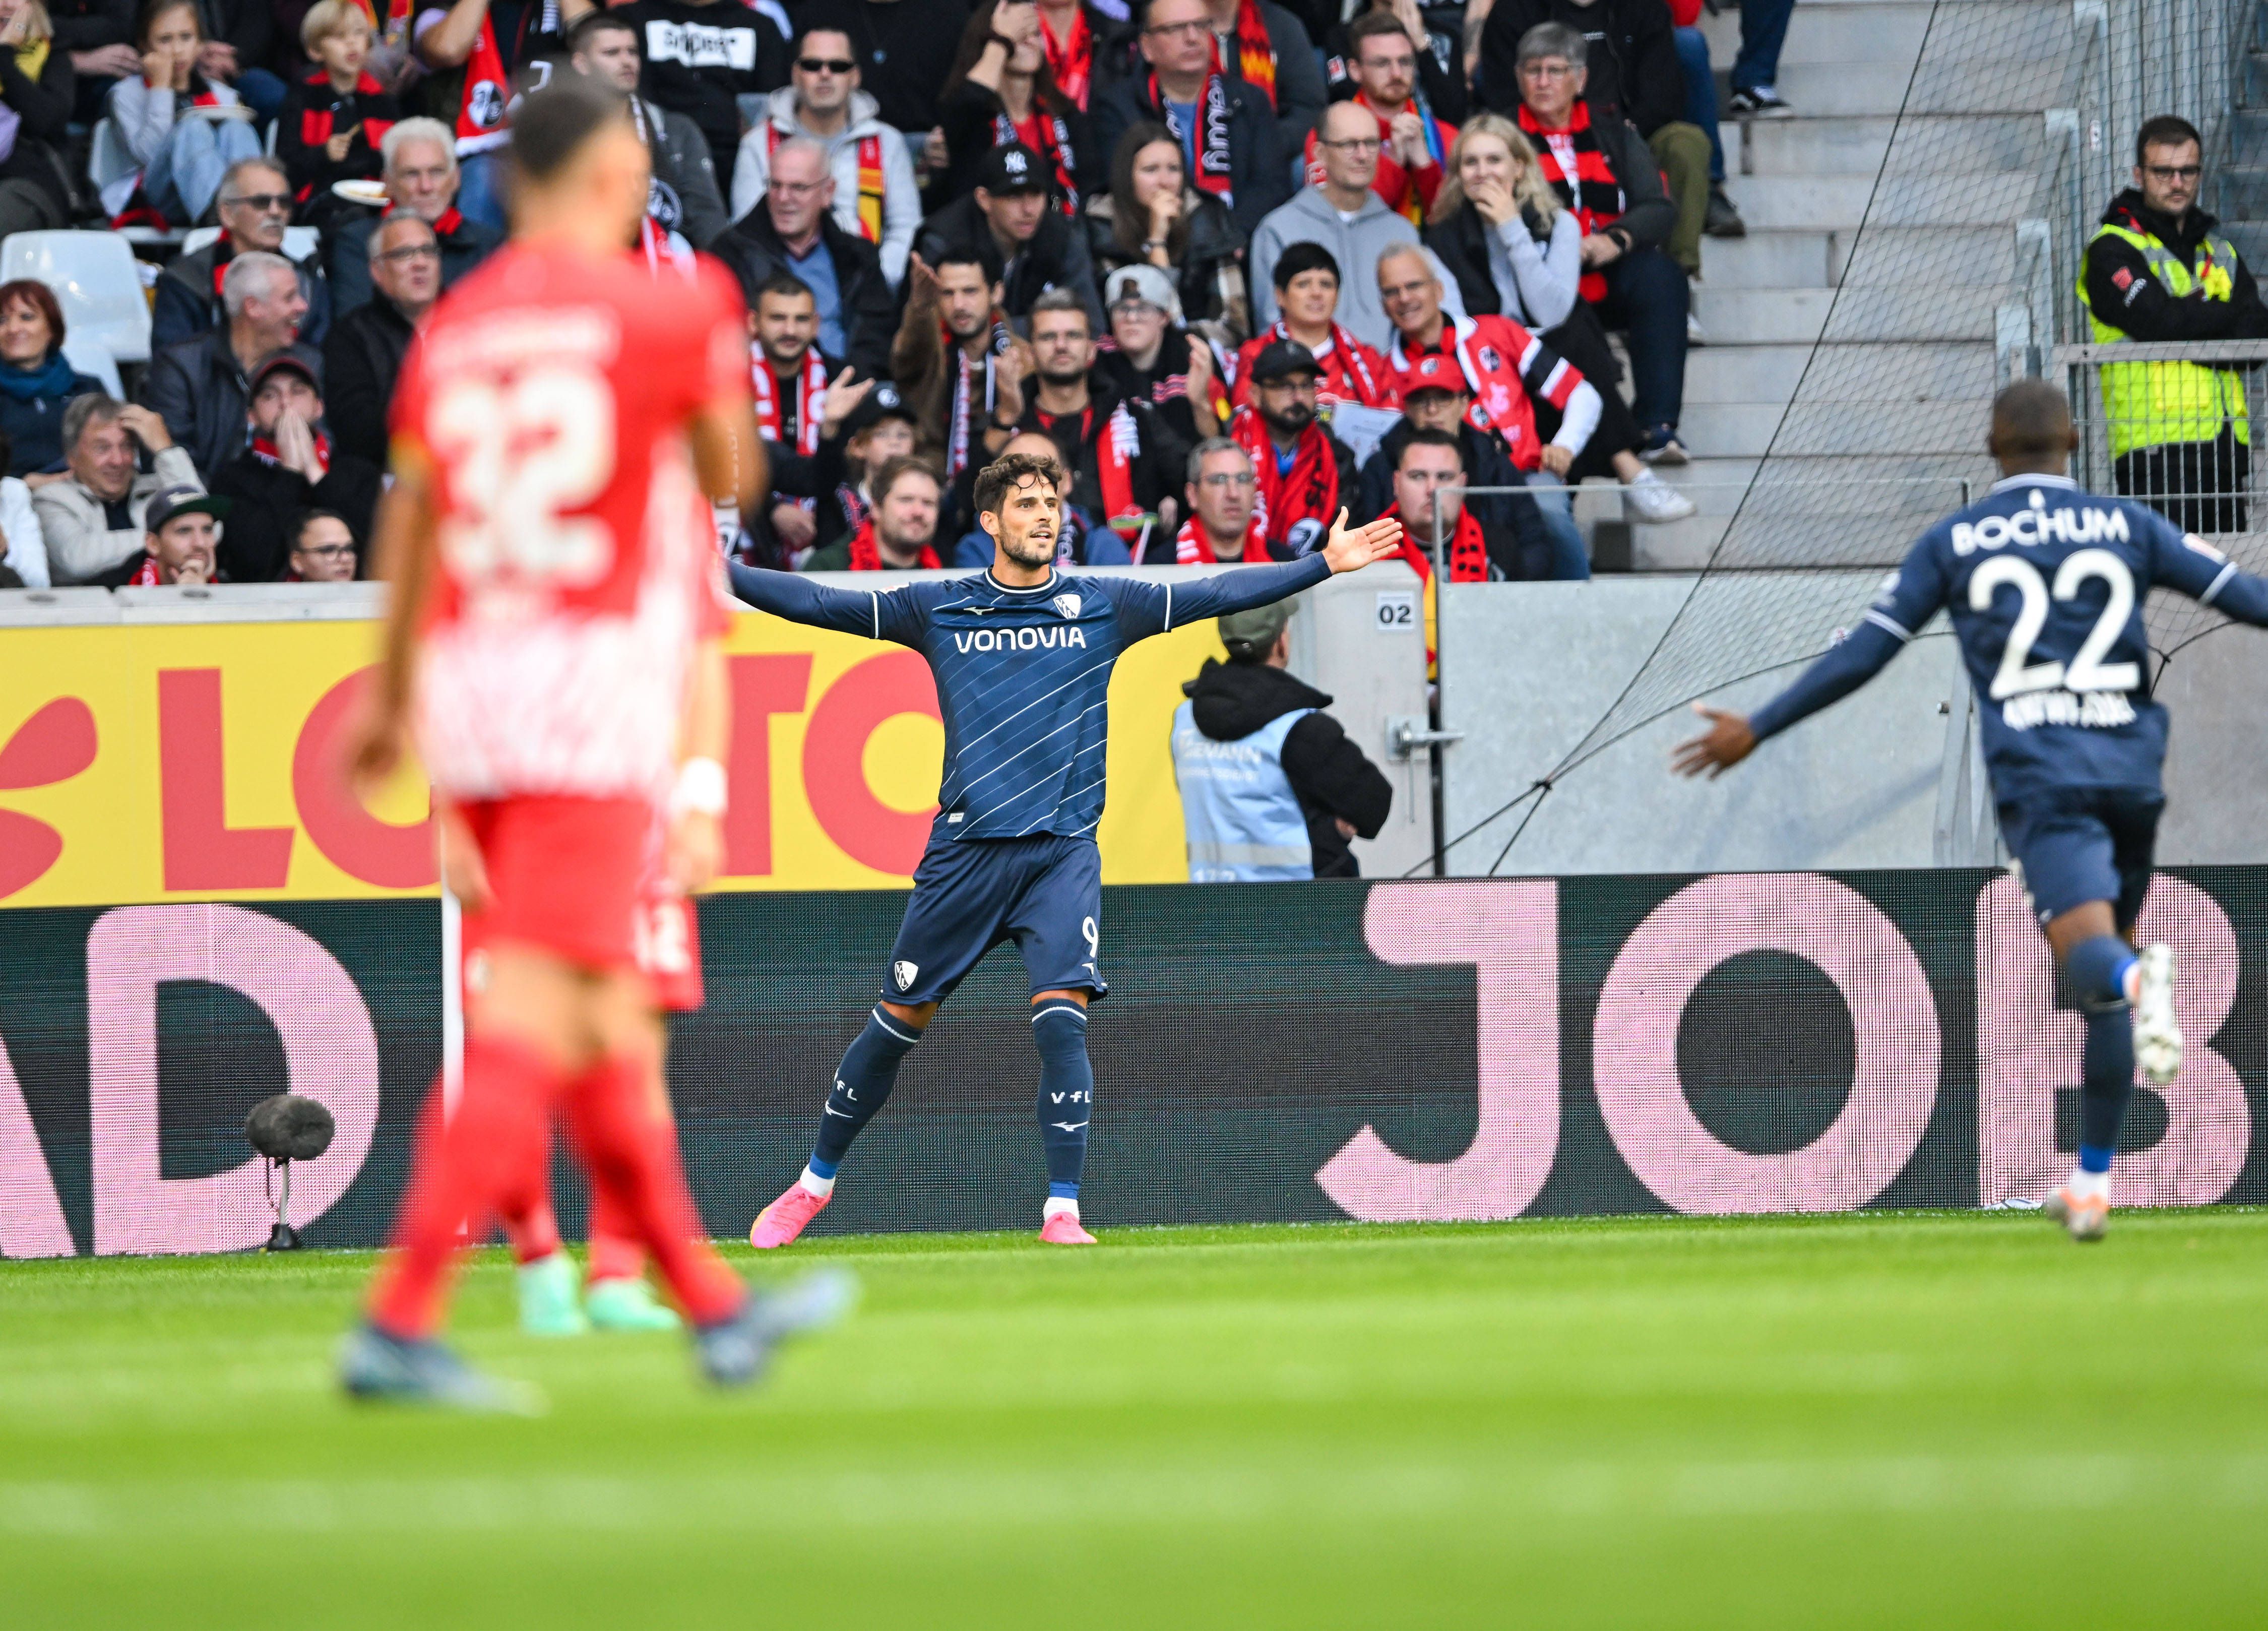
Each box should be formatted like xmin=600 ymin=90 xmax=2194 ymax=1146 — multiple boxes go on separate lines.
xmin=671 ymin=756 xmax=727 ymax=819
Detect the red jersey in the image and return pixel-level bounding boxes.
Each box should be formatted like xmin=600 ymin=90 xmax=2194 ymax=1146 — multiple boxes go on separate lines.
xmin=394 ymin=241 xmax=746 ymax=802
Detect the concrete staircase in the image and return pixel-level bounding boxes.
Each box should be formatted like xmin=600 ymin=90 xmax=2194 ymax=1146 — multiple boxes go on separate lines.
xmin=1593 ymin=0 xmax=2092 ymax=570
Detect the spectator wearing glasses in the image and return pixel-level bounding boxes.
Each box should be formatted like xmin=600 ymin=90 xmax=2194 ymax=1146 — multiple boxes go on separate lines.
xmin=285 ymin=508 xmax=359 ymax=582
xmin=1087 ymin=120 xmax=1248 ymax=334
xmin=730 ymin=25 xmax=917 ymax=287
xmin=142 ymin=250 xmax=320 ymax=483
xmin=1425 ymin=115 xmax=1680 ymax=509
xmin=1302 ymin=11 xmax=1457 ymax=225
xmin=0 ymin=0 xmax=79 ymax=237
xmin=1196 ymin=0 xmax=1325 ymax=156
xmin=788 ymin=0 xmax=971 ymax=146
xmin=1092 ymin=0 xmax=1288 ymax=241
xmin=1320 ymin=0 xmax=1466 ymax=125
xmin=322 ymin=213 xmax=438 ymax=468
xmin=937 ymin=3 xmax=1098 ymax=215
xmin=568 ymin=11 xmax=728 ymax=253
xmin=33 ymin=395 xmax=199 ymax=585
xmin=1172 ymin=435 xmax=1265 ymax=562
xmin=710 ymin=135 xmax=896 ymax=381
xmin=326 ymin=118 xmax=502 ymax=315
xmin=913 ymin=140 xmax=1105 ymax=331
xmin=275 ymin=1 xmax=398 ymax=231
xmin=2080 ymin=114 xmax=2268 ymax=534
xmin=1231 ymin=336 xmax=1356 ymax=558
xmin=1232 ymin=241 xmax=1398 ymax=413
xmin=1506 ymin=21 xmax=1690 ymax=463
xmin=208 ymin=351 xmax=377 ymax=582
xmin=1481 ymin=0 xmax=1724 ymax=288
xmin=1250 ymin=100 xmax=1420 ymax=353
xmin=153 ymin=157 xmax=332 ymax=352
xmin=104 ymin=0 xmax=263 ymax=227
xmin=1172 ymin=595 xmax=1393 ymax=882
xmin=609 ymin=0 xmax=793 ymax=185
xmin=0 ymin=279 xmax=103 ymax=481
xmin=1094 ymin=263 xmax=1222 ymax=446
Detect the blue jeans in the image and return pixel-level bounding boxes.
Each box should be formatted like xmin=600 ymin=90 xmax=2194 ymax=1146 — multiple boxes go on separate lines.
xmin=454 ymin=152 xmax=509 ymax=231
xmin=1732 ymin=0 xmax=1797 ymax=93
xmin=144 ymin=115 xmax=263 ymax=225
xmin=1590 ymin=248 xmax=1689 ymax=434
xmin=1523 ymin=472 xmax=1592 ymax=580
xmin=1674 ymin=26 xmax=1726 ymax=182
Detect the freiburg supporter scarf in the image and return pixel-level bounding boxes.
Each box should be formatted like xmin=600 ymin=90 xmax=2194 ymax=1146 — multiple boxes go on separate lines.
xmin=1230 ymin=0 xmax=1275 ymax=107
xmin=751 ymin=348 xmax=827 ymax=456
xmin=1230 ymin=405 xmax=1335 ymax=552
xmin=1153 ymin=59 xmax=1234 ymax=206
xmin=994 ymin=103 xmax=1081 ymax=214
xmin=1236 ymin=321 xmax=1395 ymax=409
xmin=1041 ymin=4 xmax=1093 ymax=109
xmin=1517 ymin=101 xmax=1626 ymax=301
xmin=1173 ymin=514 xmax=1267 ymax=563
xmin=946 ymin=317 xmax=1012 ymax=478
xmin=845 ymin=518 xmax=940 ymax=571
xmin=250 ymin=428 xmax=332 ymax=482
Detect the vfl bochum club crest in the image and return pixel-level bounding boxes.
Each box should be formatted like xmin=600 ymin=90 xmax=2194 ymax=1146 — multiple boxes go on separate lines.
xmin=894 ymin=960 xmax=919 ymax=991
xmin=1052 ymin=593 xmax=1082 ymax=620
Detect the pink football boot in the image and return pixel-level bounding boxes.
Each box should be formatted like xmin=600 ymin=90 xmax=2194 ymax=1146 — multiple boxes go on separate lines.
xmin=749 ymin=1182 xmax=829 ymax=1249
xmin=1039 ymin=1211 xmax=1096 ymax=1245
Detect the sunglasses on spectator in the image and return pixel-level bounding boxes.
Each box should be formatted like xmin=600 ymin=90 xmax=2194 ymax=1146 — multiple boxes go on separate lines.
xmin=796 ymin=56 xmax=854 ymax=73
xmin=1144 ymin=19 xmax=1209 ymax=38
xmin=2144 ymin=164 xmax=2202 ymax=181
xmin=224 ymin=193 xmax=292 ymax=212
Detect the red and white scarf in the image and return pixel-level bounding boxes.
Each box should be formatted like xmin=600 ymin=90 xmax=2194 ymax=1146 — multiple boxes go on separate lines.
xmin=1227 ymin=0 xmax=1276 ymax=107
xmin=1229 ymin=405 xmax=1336 ymax=554
xmin=751 ymin=347 xmax=826 ymax=457
xmin=1040 ymin=3 xmax=1093 ymax=109
xmin=250 ymin=428 xmax=331 ymax=482
xmin=1517 ymin=101 xmax=1627 ymax=302
xmin=993 ymin=103 xmax=1081 ymax=215
xmin=1233 ymin=322 xmax=1396 ymax=411
xmin=1153 ymin=55 xmax=1235 ymax=206
xmin=1173 ymin=515 xmax=1266 ymax=563
xmin=845 ymin=517 xmax=940 ymax=571
xmin=947 ymin=317 xmax=1012 ymax=478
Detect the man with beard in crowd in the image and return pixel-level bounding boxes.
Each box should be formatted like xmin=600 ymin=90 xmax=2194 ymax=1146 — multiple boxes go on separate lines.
xmin=892 ymin=247 xmax=1028 ymax=482
xmin=1230 ymin=337 xmax=1357 ymax=559
xmin=799 ymin=454 xmax=944 ymax=571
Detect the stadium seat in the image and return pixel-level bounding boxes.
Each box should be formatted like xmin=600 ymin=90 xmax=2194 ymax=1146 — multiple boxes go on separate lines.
xmin=0 ymin=231 xmax=152 ymax=365
xmin=179 ymin=225 xmax=321 ymax=262
xmin=60 ymin=336 xmax=123 ymax=398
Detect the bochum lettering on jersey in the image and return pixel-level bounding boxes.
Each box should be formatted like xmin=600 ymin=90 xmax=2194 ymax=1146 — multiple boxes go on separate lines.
xmin=1949 ymin=499 xmax=2131 ymax=556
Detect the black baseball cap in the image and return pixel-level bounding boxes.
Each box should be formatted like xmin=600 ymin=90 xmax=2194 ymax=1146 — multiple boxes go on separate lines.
xmin=976 ymin=142 xmax=1050 ymax=197
xmin=146 ymin=483 xmax=232 ymax=533
xmin=249 ymin=350 xmax=320 ymax=396
xmin=1247 ymin=337 xmax=1321 ymax=385
xmin=840 ymin=378 xmax=920 ymax=439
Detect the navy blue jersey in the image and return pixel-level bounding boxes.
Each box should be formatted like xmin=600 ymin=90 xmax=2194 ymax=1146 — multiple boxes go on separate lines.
xmin=1749 ymin=473 xmax=2268 ymax=801
xmin=730 ymin=558 xmax=1332 ymax=840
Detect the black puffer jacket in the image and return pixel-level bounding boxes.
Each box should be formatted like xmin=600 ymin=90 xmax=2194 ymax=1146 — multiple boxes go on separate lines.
xmin=1182 ymin=658 xmax=1393 ymax=878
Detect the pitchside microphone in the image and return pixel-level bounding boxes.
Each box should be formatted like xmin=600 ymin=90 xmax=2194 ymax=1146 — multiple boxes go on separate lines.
xmin=245 ymin=1093 xmax=335 ymax=1252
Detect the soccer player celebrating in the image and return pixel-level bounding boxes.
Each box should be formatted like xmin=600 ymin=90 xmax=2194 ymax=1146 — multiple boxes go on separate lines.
xmin=729 ymin=451 xmax=1404 ymax=1245
xmin=1675 ymin=382 xmax=2268 ymax=1241
xmin=340 ymin=76 xmax=852 ymax=1409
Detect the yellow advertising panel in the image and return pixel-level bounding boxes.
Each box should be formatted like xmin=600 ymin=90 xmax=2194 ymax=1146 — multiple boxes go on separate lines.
xmin=0 ymin=610 xmax=1218 ymax=907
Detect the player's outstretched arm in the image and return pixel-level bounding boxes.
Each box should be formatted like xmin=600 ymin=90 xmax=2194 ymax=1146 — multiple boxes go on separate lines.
xmin=726 ymin=558 xmax=919 ymax=642
xmin=1150 ymin=514 xmax=1408 ymax=633
xmin=1673 ymin=619 xmax=1906 ymax=779
xmin=2151 ymin=524 xmax=2268 ymax=626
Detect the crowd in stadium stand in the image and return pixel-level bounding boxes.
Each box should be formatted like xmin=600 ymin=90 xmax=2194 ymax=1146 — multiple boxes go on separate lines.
xmin=0 ymin=0 xmax=1876 ymax=591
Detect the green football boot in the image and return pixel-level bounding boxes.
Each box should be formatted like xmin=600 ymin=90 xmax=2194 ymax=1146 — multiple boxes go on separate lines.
xmin=516 ymin=1251 xmax=591 ymax=1337
xmin=585 ymin=1276 xmax=685 ymax=1332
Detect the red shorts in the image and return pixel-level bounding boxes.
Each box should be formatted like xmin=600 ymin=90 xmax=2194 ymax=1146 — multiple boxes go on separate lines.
xmin=634 ymin=887 xmax=705 ymax=1012
xmin=457 ymin=795 xmax=654 ymax=973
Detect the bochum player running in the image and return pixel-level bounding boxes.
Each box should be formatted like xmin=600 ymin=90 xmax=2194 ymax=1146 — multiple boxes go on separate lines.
xmin=729 ymin=451 xmax=1405 ymax=1244
xmin=1676 ymin=381 xmax=2268 ymax=1240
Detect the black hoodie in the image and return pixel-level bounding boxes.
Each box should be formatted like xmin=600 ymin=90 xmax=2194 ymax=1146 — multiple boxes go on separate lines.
xmin=1182 ymin=659 xmax=1393 ymax=879
xmin=2082 ymin=189 xmax=2268 ymax=348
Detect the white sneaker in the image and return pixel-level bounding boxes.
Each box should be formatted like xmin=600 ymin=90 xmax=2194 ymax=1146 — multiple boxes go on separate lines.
xmin=1686 ymin=310 xmax=1708 ymax=346
xmin=2133 ymin=942 xmax=2182 ymax=1086
xmin=2043 ymin=1183 xmax=2110 ymax=1242
xmin=1623 ymin=471 xmax=1696 ymax=523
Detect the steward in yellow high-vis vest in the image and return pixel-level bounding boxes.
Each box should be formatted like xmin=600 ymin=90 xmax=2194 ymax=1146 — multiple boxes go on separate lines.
xmin=2077 ymin=117 xmax=2268 ymax=533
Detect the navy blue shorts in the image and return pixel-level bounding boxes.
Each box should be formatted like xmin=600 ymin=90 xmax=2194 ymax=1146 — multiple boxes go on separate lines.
xmin=1998 ymin=786 xmax=2164 ymax=929
xmin=881 ymin=832 xmax=1107 ymax=1006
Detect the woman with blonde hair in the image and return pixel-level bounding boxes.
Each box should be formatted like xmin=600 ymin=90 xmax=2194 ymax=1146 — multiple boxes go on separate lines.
xmin=1423 ymin=111 xmax=1681 ymax=516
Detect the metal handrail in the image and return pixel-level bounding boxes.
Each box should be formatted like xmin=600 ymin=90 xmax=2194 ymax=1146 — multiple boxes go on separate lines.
xmin=2052 ymin=339 xmax=2268 ymax=365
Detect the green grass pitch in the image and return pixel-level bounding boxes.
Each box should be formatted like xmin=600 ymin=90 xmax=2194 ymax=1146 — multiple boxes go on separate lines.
xmin=4 ymin=1210 xmax=2266 ymax=1628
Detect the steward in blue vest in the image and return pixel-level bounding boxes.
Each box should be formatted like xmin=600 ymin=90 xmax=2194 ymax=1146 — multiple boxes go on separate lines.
xmin=1170 ymin=600 xmax=1393 ymax=881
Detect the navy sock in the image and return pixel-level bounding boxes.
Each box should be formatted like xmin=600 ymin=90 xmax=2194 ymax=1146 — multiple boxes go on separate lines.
xmin=1032 ymin=997 xmax=1093 ymax=1199
xmin=810 ymin=1007 xmax=922 ymax=1172
xmin=2065 ymin=935 xmax=2138 ymax=1176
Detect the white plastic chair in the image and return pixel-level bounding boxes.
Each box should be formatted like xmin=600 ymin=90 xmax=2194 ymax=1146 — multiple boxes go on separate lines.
xmin=179 ymin=225 xmax=322 ymax=262
xmin=59 ymin=336 xmax=123 ymax=398
xmin=0 ymin=230 xmax=152 ymax=365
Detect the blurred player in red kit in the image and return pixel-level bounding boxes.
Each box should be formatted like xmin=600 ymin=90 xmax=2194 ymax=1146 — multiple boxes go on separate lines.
xmin=340 ymin=75 xmax=853 ymax=1410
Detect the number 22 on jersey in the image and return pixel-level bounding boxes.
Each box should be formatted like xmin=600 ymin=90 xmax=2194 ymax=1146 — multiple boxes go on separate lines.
xmin=1968 ymin=547 xmax=2142 ymax=700
xmin=429 ymin=364 xmax=619 ymax=584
